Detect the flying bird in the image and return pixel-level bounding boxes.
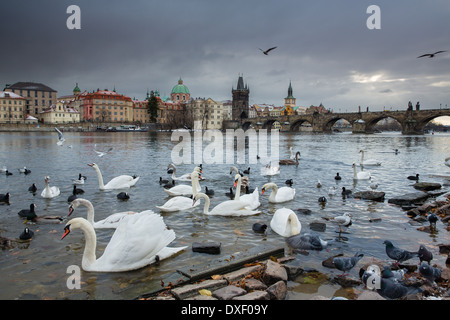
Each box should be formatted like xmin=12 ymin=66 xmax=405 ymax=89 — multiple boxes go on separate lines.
xmin=55 ymin=128 xmax=65 ymax=146
xmin=94 ymin=144 xmax=113 ymax=157
xmin=417 ymin=51 xmax=446 ymax=58
xmin=259 ymin=47 xmax=277 ymax=55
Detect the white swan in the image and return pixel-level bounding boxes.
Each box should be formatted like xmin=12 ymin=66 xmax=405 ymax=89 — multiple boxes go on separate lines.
xmin=61 ymin=211 xmax=187 ymax=272
xmin=72 ymin=173 xmax=86 ymax=185
xmin=230 ymin=166 xmax=249 ymax=190
xmin=233 ymin=174 xmax=260 ymax=210
xmin=193 ymin=192 xmax=261 ymax=216
xmin=88 ymin=163 xmax=139 ymax=190
xmin=260 ymin=163 xmax=280 ymax=176
xmin=68 ymin=198 xmax=136 ymax=229
xmin=261 ymin=182 xmax=295 ymax=203
xmin=164 ymin=166 xmax=202 ymax=196
xmin=270 ymin=208 xmax=301 ymax=237
xmin=167 ymin=163 xmax=193 ymax=181
xmin=352 ymin=163 xmax=371 ymax=180
xmin=40 ymin=176 xmax=60 ymax=198
xmin=359 ymin=150 xmax=381 ymax=166
xmin=156 ymin=171 xmax=202 ymax=212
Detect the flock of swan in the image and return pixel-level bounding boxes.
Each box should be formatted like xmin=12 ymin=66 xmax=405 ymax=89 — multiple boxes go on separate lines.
xmin=4 ymin=145 xmax=448 ymax=277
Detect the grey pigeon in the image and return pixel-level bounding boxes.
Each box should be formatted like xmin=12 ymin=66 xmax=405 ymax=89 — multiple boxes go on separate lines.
xmin=333 ymin=252 xmax=364 ymax=276
xmin=361 ymin=265 xmax=381 ymax=288
xmin=419 ymin=261 xmax=442 ymax=283
xmin=383 ymin=240 xmax=418 ymax=264
xmin=381 ymin=265 xmax=407 ymax=282
xmin=417 ymin=245 xmax=433 ymax=264
xmin=374 ymin=275 xmax=423 ymax=299
xmin=286 ymin=233 xmax=333 ymax=251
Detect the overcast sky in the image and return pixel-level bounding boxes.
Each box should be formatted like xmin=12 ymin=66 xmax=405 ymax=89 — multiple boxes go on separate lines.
xmin=1 ymin=0 xmax=449 ymax=112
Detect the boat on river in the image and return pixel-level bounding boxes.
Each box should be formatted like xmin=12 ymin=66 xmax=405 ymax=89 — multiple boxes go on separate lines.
xmin=106 ymin=125 xmax=149 ymax=132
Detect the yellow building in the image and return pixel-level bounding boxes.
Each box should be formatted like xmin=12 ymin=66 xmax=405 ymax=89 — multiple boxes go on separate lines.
xmin=0 ymin=91 xmax=26 ymax=123
xmin=40 ymin=101 xmax=80 ymax=124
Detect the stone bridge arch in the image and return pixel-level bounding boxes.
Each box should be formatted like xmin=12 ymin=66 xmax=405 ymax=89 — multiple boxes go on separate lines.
xmin=364 ymin=114 xmax=404 ymax=133
xmin=290 ymin=118 xmax=313 ymax=131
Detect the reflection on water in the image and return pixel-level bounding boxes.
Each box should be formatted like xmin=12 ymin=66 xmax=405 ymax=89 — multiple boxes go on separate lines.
xmin=0 ymin=131 xmax=449 ymax=299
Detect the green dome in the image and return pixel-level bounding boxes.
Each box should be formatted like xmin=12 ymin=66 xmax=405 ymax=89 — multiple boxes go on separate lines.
xmin=171 ymin=78 xmax=190 ymax=94
xmin=73 ymin=83 xmax=81 ymax=93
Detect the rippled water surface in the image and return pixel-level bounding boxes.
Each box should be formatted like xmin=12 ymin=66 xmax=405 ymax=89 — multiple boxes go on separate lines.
xmin=0 ymin=131 xmax=449 ymax=300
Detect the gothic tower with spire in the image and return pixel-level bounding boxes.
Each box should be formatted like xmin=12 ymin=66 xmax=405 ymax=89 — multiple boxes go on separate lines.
xmin=284 ymin=81 xmax=296 ymax=107
xmin=232 ymin=74 xmax=249 ymax=120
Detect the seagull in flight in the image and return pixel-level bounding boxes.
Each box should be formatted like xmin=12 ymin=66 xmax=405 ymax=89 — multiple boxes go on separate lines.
xmin=417 ymin=51 xmax=446 ymax=58
xmin=55 ymin=128 xmax=66 ymax=146
xmin=259 ymin=47 xmax=277 ymax=55
xmin=94 ymin=144 xmax=113 ymax=157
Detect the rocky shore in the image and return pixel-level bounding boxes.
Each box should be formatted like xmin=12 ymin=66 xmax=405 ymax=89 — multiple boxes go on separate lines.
xmin=139 ymin=191 xmax=450 ymax=301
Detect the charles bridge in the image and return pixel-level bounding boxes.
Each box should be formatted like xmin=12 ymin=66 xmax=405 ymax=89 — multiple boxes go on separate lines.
xmin=224 ymin=108 xmax=450 ymax=134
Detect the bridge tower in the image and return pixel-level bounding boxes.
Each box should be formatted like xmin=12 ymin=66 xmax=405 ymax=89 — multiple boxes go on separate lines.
xmin=232 ymin=74 xmax=249 ymax=120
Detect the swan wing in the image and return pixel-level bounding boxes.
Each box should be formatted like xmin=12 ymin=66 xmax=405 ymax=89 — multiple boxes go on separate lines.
xmin=103 ymin=175 xmax=136 ymax=189
xmin=93 ymin=211 xmax=136 ymax=229
xmin=210 ymin=199 xmax=260 ymax=216
xmin=164 ymin=184 xmax=194 ymax=196
xmin=274 ymin=187 xmax=295 ymax=203
xmin=95 ymin=211 xmax=184 ymax=272
xmin=156 ymin=196 xmax=199 ymax=212
xmin=239 ymin=188 xmax=260 ymax=210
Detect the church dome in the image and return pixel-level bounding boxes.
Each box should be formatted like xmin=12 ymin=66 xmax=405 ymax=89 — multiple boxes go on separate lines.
xmin=171 ymin=78 xmax=190 ymax=94
xmin=73 ymin=83 xmax=81 ymax=94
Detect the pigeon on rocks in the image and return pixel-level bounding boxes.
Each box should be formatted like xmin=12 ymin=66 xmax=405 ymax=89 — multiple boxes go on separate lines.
xmin=332 ymin=252 xmax=364 ymax=276
xmin=373 ymin=274 xmax=423 ymax=299
xmin=286 ymin=233 xmax=333 ymax=251
xmin=381 ymin=265 xmax=407 ymax=282
xmin=419 ymin=261 xmax=442 ymax=284
xmin=427 ymin=213 xmax=438 ymax=229
xmin=383 ymin=240 xmax=418 ymax=265
xmin=417 ymin=245 xmax=433 ymax=264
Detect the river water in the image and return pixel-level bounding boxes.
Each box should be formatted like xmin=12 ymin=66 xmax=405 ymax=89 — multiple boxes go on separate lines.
xmin=0 ymin=130 xmax=448 ymax=300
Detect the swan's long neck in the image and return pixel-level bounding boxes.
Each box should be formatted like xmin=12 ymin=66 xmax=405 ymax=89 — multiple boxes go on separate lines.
xmin=360 ymin=151 xmax=365 ymax=162
xmin=191 ymin=173 xmax=199 ymax=196
xmin=234 ymin=176 xmax=242 ymax=200
xmin=77 ymin=219 xmax=97 ymax=269
xmin=199 ymin=194 xmax=211 ymax=214
xmin=171 ymin=166 xmax=177 ymax=180
xmin=93 ymin=166 xmax=105 ymax=190
xmin=44 ymin=179 xmax=51 ymax=196
xmin=79 ymin=199 xmax=95 ymax=225
xmin=268 ymin=184 xmax=278 ymax=202
xmin=353 ymin=165 xmax=357 ymax=178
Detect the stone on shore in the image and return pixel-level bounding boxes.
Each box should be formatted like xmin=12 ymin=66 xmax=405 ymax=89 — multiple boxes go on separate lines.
xmin=171 ymin=279 xmax=227 ymax=300
xmin=388 ymin=192 xmax=430 ymax=205
xmin=413 ymin=182 xmax=442 ymax=191
xmin=353 ymin=191 xmax=385 ymax=202
xmin=212 ymin=285 xmax=247 ymax=300
xmin=192 ymin=241 xmax=221 ymax=254
xmin=266 ymin=280 xmax=287 ymax=300
xmin=232 ymin=290 xmax=270 ymax=300
xmin=263 ymin=260 xmax=288 ymax=285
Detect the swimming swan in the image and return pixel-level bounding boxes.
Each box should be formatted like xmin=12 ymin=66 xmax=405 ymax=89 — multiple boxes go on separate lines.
xmin=164 ymin=166 xmax=202 ymax=196
xmin=233 ymin=174 xmax=260 ymax=210
xmin=359 ymin=150 xmax=381 ymax=166
xmin=61 ymin=211 xmax=187 ymax=272
xmin=193 ymin=192 xmax=261 ymax=216
xmin=261 ymin=182 xmax=295 ymax=203
xmin=280 ymin=151 xmax=300 ymax=165
xmin=270 ymin=208 xmax=301 ymax=237
xmin=167 ymin=163 xmax=194 ymax=181
xmin=156 ymin=171 xmax=202 ymax=212
xmin=41 ymin=176 xmax=60 ymax=198
xmin=352 ymin=163 xmax=371 ymax=180
xmin=88 ymin=163 xmax=139 ymax=190
xmin=68 ymin=198 xmax=136 ymax=229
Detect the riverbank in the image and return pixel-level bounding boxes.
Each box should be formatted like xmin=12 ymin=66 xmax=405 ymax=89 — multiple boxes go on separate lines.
xmin=139 ymin=193 xmax=450 ymax=301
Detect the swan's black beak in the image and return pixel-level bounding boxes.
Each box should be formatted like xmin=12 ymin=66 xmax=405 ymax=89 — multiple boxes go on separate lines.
xmin=192 ymin=199 xmax=197 ymax=206
xmin=61 ymin=224 xmax=71 ymax=240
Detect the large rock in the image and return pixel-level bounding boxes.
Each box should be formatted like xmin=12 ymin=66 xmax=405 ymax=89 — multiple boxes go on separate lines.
xmin=266 ymin=280 xmax=287 ymax=300
xmin=388 ymin=192 xmax=430 ymax=205
xmin=213 ymin=285 xmax=247 ymax=300
xmin=413 ymin=182 xmax=442 ymax=191
xmin=353 ymin=191 xmax=385 ymax=202
xmin=262 ymin=260 xmax=288 ymax=285
xmin=232 ymin=290 xmax=270 ymax=300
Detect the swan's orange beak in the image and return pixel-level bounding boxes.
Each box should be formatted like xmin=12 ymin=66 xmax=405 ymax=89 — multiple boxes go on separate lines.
xmin=68 ymin=205 xmax=74 ymax=216
xmin=261 ymin=188 xmax=266 ymax=195
xmin=233 ymin=179 xmax=238 ymax=187
xmin=61 ymin=225 xmax=71 ymax=240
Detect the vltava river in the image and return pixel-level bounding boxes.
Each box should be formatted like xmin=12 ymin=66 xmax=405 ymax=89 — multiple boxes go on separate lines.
xmin=0 ymin=130 xmax=448 ymax=299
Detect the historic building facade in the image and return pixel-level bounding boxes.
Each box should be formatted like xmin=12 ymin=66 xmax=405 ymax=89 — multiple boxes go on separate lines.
xmin=4 ymin=82 xmax=57 ymax=118
xmin=0 ymin=91 xmax=26 ymax=123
